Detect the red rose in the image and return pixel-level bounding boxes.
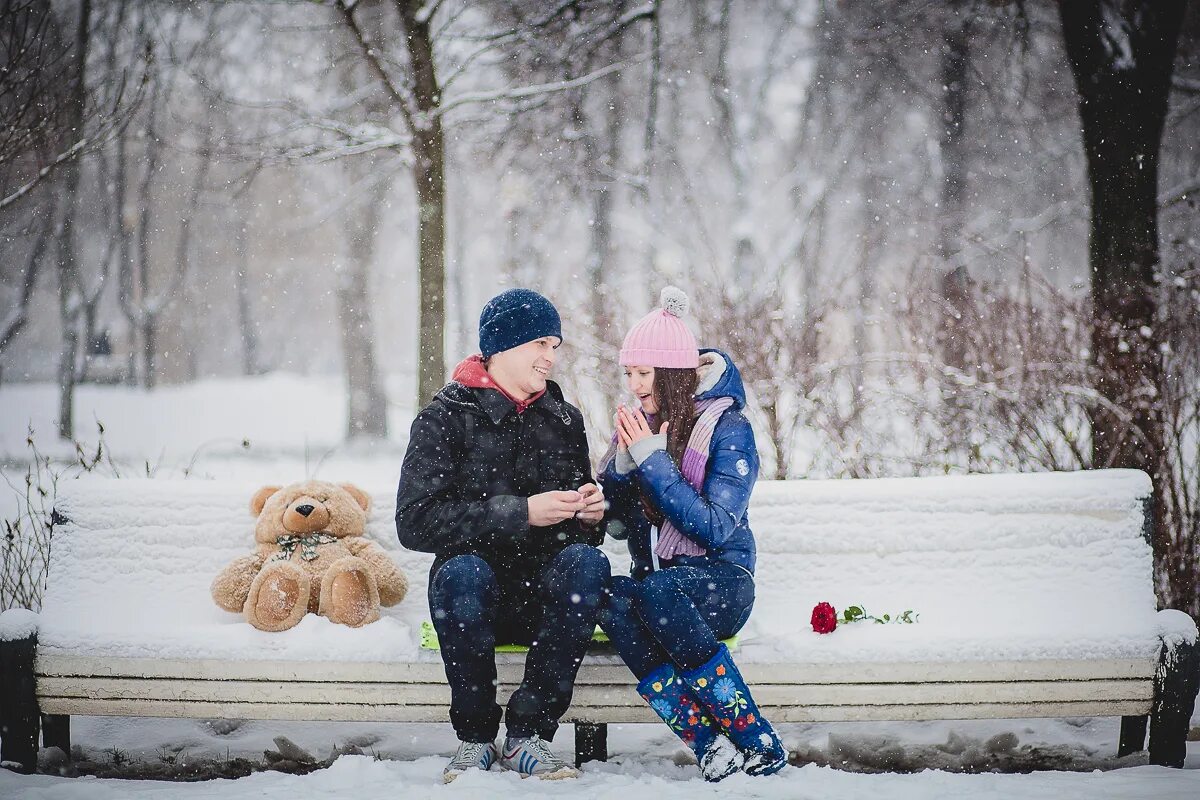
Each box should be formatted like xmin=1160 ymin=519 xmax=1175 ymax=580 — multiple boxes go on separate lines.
xmin=811 ymin=602 xmax=837 ymax=634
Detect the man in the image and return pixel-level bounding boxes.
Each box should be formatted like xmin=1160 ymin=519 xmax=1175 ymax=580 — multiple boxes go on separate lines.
xmin=395 ymin=288 xmax=609 ymax=782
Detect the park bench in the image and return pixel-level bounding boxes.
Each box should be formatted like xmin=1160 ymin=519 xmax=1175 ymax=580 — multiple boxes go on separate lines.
xmin=2 ymin=469 xmax=1197 ymax=775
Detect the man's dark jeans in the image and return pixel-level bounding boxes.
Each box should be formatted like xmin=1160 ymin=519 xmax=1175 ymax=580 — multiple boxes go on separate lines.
xmin=428 ymin=543 xmax=610 ymax=742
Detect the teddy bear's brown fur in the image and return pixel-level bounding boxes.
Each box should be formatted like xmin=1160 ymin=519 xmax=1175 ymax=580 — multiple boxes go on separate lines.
xmin=211 ymin=481 xmax=408 ymax=632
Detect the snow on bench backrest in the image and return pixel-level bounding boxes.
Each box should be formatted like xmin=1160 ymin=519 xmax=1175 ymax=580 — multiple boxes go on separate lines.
xmin=38 ymin=470 xmax=1161 ymax=666
xmin=742 ymin=470 xmax=1160 ymax=664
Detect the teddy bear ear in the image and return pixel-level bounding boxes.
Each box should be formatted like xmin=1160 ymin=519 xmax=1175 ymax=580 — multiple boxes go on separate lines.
xmin=340 ymin=483 xmax=371 ymax=512
xmin=250 ymin=486 xmax=281 ymax=516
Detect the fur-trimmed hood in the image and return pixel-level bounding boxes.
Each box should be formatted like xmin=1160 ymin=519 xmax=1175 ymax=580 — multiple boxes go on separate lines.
xmin=695 ymin=348 xmax=747 ymax=409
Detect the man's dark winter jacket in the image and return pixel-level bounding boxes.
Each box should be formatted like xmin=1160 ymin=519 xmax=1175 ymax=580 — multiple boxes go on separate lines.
xmin=395 ymin=376 xmax=601 ymax=577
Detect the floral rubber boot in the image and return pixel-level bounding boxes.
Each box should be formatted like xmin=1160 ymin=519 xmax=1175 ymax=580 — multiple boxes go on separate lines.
xmin=680 ymin=644 xmax=788 ymax=775
xmin=637 ymin=663 xmax=742 ymax=781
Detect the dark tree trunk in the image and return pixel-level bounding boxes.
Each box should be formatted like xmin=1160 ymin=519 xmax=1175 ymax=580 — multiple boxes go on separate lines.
xmin=55 ymin=0 xmax=91 ymax=439
xmin=135 ymin=90 xmax=161 ymax=389
xmin=398 ymin=0 xmax=446 ymax=409
xmin=936 ymin=6 xmax=973 ymax=377
xmin=1058 ymin=0 xmax=1186 ymax=606
xmin=114 ymin=93 xmax=137 ymax=386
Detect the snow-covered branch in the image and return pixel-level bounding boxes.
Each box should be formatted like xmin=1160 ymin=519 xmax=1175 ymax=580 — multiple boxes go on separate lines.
xmin=0 ymin=138 xmax=89 ymax=212
xmin=335 ymin=0 xmax=419 ymax=134
xmin=436 ymin=56 xmax=648 ymax=117
xmin=1159 ymin=175 xmax=1200 ymax=210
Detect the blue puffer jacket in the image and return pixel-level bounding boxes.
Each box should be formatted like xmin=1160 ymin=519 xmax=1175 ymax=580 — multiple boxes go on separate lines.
xmin=599 ymin=348 xmax=759 ymax=577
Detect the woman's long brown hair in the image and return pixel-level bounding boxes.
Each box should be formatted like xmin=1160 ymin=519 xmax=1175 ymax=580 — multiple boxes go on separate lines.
xmin=640 ymin=366 xmax=699 ymax=527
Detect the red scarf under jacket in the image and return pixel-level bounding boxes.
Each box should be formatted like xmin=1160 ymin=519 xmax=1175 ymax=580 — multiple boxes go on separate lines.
xmin=451 ymin=354 xmax=545 ymax=414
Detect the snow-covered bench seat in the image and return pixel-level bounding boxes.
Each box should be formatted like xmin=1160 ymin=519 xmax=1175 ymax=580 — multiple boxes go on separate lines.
xmin=2 ymin=470 xmax=1197 ymax=774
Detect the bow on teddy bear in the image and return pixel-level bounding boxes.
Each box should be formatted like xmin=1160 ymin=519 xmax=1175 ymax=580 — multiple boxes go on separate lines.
xmin=211 ymin=481 xmax=408 ymax=632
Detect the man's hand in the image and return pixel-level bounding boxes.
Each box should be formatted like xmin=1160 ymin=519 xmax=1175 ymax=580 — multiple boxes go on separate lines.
xmin=528 ymin=490 xmax=587 ymax=527
xmin=574 ymin=483 xmax=606 ymax=526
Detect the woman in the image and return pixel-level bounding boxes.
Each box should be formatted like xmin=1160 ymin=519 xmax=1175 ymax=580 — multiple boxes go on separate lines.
xmin=597 ymin=287 xmax=787 ymax=781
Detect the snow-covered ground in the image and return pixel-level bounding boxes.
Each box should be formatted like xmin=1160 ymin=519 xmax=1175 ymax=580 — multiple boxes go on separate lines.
xmin=1 ymin=716 xmax=1198 ymax=798
xmin=1 ymin=376 xmax=1198 ymax=798
xmin=0 ymin=374 xmax=418 ymax=483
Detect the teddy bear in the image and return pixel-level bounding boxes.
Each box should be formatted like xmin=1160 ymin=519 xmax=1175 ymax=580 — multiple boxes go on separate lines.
xmin=211 ymin=480 xmax=408 ymax=632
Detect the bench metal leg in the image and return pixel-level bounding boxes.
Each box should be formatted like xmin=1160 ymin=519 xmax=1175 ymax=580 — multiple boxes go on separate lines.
xmin=574 ymin=722 xmax=607 ymax=767
xmin=1117 ymin=714 xmax=1148 ymax=756
xmin=41 ymin=714 xmax=70 ymax=755
xmin=0 ymin=632 xmax=40 ymax=774
xmin=1148 ymin=638 xmax=1200 ymax=768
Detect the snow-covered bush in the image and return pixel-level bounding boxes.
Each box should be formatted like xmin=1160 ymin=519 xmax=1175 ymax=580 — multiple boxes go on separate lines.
xmin=1 ymin=422 xmax=122 ymax=612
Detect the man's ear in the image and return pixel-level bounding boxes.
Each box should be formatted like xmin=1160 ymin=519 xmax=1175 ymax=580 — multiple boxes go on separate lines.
xmin=251 ymin=486 xmax=281 ymax=516
xmin=340 ymin=483 xmax=371 ymax=512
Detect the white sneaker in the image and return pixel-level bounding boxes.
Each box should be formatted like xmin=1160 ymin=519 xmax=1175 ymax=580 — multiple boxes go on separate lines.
xmin=499 ymin=735 xmax=579 ymax=779
xmin=443 ymin=740 xmax=499 ymax=783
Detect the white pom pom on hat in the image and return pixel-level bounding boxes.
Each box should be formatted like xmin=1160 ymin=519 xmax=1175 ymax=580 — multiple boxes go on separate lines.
xmin=660 ymin=285 xmax=690 ymax=318
xmin=618 ymin=285 xmax=699 ymax=368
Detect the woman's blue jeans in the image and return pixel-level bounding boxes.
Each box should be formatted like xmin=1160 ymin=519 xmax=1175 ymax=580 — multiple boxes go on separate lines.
xmin=598 ymin=558 xmax=754 ymax=680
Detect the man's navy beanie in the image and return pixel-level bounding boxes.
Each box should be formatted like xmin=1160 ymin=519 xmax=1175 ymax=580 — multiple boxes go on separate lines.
xmin=478 ymin=288 xmax=562 ymax=358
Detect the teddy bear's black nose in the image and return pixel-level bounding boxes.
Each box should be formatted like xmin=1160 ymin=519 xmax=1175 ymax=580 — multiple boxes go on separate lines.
xmin=294 ymin=504 xmax=315 ymax=517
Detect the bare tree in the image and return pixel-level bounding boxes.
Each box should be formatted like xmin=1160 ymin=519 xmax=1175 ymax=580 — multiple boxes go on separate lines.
xmin=0 ymin=0 xmax=74 ymax=213
xmin=1058 ymin=0 xmax=1188 ymax=608
xmin=333 ymin=0 xmax=446 ymax=408
xmin=52 ymin=0 xmax=92 ymax=438
xmin=230 ymin=215 xmax=263 ymax=378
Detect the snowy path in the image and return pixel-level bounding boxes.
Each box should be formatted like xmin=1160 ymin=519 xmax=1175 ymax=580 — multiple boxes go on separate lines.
xmin=3 ymin=751 xmax=1199 ymax=800
xmin=2 ymin=716 xmax=1198 ymax=799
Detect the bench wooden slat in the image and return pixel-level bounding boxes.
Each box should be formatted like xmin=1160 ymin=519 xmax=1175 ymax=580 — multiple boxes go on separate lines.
xmin=35 ymin=655 xmax=1157 ymax=684
xmin=36 ymin=697 xmax=1152 ymax=724
xmin=39 ymin=677 xmax=1153 ymax=708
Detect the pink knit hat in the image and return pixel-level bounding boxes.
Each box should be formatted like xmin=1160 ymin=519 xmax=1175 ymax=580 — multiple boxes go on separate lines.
xmin=619 ymin=286 xmax=699 ymax=368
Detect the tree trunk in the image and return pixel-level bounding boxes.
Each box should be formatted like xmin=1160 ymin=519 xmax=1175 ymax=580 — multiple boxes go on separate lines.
xmin=937 ymin=6 xmax=972 ymax=379
xmin=702 ymin=0 xmax=757 ymax=279
xmin=852 ymin=165 xmax=885 ymax=424
xmin=575 ymin=68 xmax=621 ymax=351
xmin=135 ymin=93 xmax=161 ymax=389
xmin=55 ymin=0 xmax=91 ymax=439
xmin=937 ymin=6 xmax=970 ymax=267
xmin=114 ymin=95 xmax=137 ymax=386
xmin=338 ymin=171 xmax=390 ymax=440
xmin=164 ymin=126 xmax=213 ymax=384
xmin=233 ymin=220 xmax=261 ymax=376
xmin=1058 ymin=0 xmax=1186 ymax=606
xmin=447 ymin=172 xmax=470 ymax=358
xmin=0 ymin=197 xmax=55 ymax=385
xmin=398 ymin=1 xmax=446 ymax=409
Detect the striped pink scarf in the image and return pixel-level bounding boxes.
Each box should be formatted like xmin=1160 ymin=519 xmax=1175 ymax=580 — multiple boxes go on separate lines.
xmin=654 ymin=396 xmax=735 ymax=561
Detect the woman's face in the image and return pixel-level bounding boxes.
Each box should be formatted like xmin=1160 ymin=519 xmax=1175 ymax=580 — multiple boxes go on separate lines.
xmin=624 ymin=365 xmax=656 ymax=414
